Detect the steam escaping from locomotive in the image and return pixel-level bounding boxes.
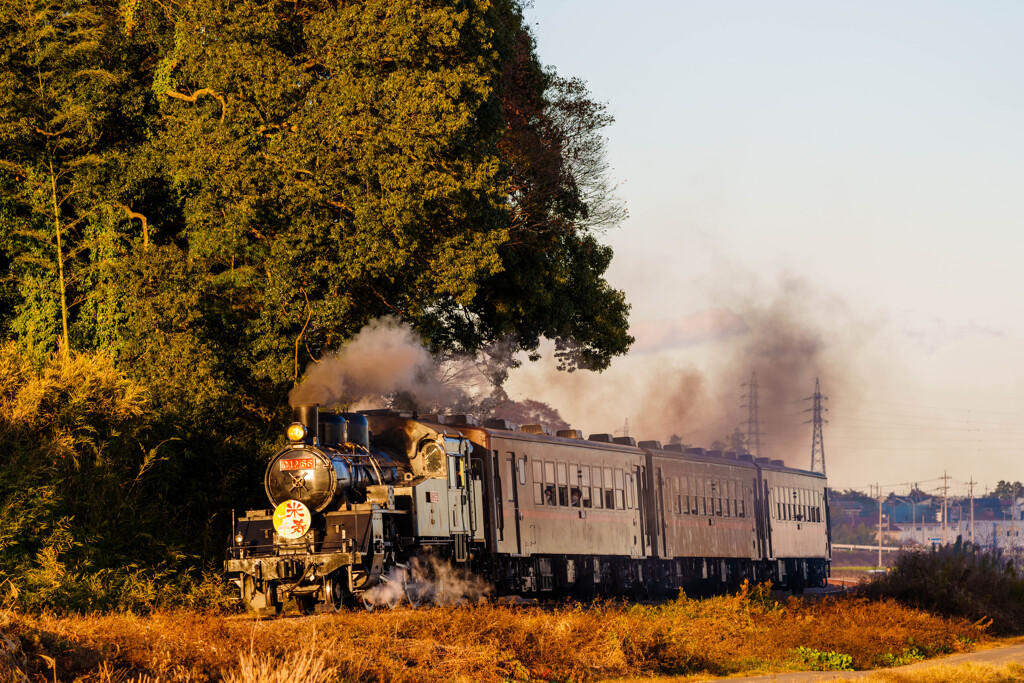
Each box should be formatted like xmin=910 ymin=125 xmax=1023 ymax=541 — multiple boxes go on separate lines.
xmin=289 ymin=317 xmax=464 ymax=411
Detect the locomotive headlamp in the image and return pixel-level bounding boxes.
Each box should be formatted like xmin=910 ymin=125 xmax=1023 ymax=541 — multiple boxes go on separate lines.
xmin=234 ymin=532 xmax=244 ymax=545
xmin=286 ymin=422 xmax=307 ymax=442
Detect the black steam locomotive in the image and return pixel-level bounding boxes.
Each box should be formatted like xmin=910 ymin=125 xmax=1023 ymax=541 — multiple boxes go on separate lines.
xmin=225 ymin=405 xmax=831 ymax=614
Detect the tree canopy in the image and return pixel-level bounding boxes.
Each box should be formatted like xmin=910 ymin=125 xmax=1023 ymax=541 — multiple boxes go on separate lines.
xmin=1 ymin=0 xmax=630 ymax=384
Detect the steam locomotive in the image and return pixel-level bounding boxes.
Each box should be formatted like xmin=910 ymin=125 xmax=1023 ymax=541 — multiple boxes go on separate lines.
xmin=224 ymin=405 xmax=831 ymax=615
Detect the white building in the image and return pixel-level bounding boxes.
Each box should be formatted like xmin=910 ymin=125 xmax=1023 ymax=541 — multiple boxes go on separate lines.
xmin=897 ymin=519 xmax=1024 ymax=550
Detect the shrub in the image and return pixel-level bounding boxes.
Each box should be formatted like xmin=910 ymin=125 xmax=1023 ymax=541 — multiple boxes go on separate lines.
xmin=864 ymin=541 xmax=1024 ymax=634
xmin=794 ymin=646 xmax=854 ymax=671
xmin=0 ymin=345 xmax=235 ymax=613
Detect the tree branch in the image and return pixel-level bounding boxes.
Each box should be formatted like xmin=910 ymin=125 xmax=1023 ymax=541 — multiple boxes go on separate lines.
xmin=163 ymin=88 xmax=226 ymax=123
xmin=112 ymin=202 xmax=149 ymax=248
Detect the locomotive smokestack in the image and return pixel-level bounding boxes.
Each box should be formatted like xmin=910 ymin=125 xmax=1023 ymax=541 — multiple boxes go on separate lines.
xmin=294 ymin=404 xmax=319 ymax=445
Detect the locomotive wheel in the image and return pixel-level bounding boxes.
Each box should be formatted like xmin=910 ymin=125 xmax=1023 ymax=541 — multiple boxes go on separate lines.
xmin=295 ymin=595 xmax=317 ymax=616
xmin=241 ymin=575 xmax=281 ymax=617
xmin=324 ymin=573 xmax=346 ymax=612
xmin=240 ymin=575 xmax=258 ymax=613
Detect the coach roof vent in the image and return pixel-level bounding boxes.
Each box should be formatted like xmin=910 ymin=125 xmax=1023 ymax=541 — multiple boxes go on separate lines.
xmin=484 ymin=418 xmax=517 ymax=431
xmin=447 ymin=414 xmax=479 ymax=426
xmin=685 ymin=447 xmax=706 ymax=456
xmin=588 ymin=433 xmax=613 ymax=442
xmin=612 ymin=436 xmax=637 ymax=446
xmin=521 ymin=423 xmax=550 ymax=435
xmin=706 ymin=449 xmax=724 ymax=458
xmin=724 ymin=451 xmax=739 ymax=460
xmin=638 ymin=440 xmax=662 ymax=449
xmin=754 ymin=457 xmax=771 ymax=464
xmin=664 ymin=444 xmax=685 ymax=452
xmin=738 ymin=453 xmax=754 ymax=462
xmin=770 ymin=459 xmax=785 ymax=467
xmin=556 ymin=429 xmax=583 ymax=439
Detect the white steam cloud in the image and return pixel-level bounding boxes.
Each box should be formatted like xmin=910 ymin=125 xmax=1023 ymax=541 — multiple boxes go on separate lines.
xmin=359 ymin=555 xmax=491 ymax=608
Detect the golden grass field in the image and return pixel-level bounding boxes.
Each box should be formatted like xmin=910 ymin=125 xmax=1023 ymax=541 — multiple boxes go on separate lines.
xmin=0 ymin=584 xmax=1003 ymax=683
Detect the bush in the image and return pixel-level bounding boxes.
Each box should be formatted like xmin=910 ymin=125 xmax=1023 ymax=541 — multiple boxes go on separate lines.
xmin=0 ymin=344 xmax=235 ymax=613
xmin=864 ymin=540 xmax=1024 ymax=634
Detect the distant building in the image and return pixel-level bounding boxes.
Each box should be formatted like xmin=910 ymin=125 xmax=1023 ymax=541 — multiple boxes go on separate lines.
xmin=896 ymin=519 xmax=1024 ymax=550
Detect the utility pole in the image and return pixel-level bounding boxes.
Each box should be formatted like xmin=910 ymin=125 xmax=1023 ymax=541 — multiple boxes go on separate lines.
xmin=803 ymin=377 xmax=828 ymax=475
xmin=941 ymin=470 xmax=951 ymax=545
xmin=968 ymin=477 xmax=976 ymax=544
xmin=741 ymin=372 xmax=763 ymax=458
xmin=876 ymin=483 xmax=883 ymax=568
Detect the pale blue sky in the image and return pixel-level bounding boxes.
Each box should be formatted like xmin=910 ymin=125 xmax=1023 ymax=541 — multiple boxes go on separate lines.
xmin=506 ymin=1 xmax=1024 ymax=495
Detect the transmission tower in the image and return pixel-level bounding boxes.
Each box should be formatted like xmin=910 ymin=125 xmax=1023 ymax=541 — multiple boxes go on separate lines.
xmin=803 ymin=377 xmax=828 ymax=475
xmin=741 ymin=372 xmax=764 ymax=457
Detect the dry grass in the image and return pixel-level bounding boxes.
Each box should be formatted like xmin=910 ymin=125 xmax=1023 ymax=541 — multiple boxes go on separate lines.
xmin=860 ymin=662 xmax=1024 ymax=682
xmin=0 ymin=586 xmax=994 ymax=682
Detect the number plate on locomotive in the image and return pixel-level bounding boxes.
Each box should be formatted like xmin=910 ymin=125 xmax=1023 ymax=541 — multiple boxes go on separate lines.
xmin=279 ymin=458 xmax=315 ymax=471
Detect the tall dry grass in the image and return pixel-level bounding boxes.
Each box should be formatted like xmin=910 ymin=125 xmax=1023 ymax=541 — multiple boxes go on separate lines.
xmin=0 ymin=584 xmax=991 ymax=682
xmin=860 ymin=662 xmax=1024 ymax=683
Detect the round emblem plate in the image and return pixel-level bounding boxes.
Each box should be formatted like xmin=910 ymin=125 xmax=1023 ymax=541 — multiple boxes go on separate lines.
xmin=272 ymin=499 xmax=312 ymax=539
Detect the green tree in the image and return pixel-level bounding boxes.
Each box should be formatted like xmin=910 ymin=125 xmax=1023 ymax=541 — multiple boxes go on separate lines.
xmin=993 ymin=481 xmax=1024 ymax=500
xmin=0 ymin=0 xmax=155 ymax=360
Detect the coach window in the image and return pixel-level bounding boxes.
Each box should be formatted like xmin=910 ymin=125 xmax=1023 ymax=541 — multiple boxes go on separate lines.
xmin=592 ymin=468 xmax=603 ymax=509
xmin=579 ymin=466 xmax=591 ymax=508
xmin=715 ymin=481 xmax=723 ymax=516
xmin=557 ymin=463 xmax=569 ymax=506
xmin=674 ymin=477 xmax=682 ymax=515
xmin=612 ymin=468 xmax=624 ymax=509
xmin=724 ymin=481 xmax=732 ymax=517
xmin=544 ymin=461 xmax=557 ymax=506
xmin=505 ymin=456 xmax=516 ymax=503
xmin=532 ymin=460 xmax=544 ymax=505
xmin=604 ymin=467 xmax=615 ymax=509
xmin=774 ymin=488 xmax=781 ymax=520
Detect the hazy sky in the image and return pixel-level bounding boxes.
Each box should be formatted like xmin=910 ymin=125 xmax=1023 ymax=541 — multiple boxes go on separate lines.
xmin=504 ymin=1 xmax=1024 ymax=498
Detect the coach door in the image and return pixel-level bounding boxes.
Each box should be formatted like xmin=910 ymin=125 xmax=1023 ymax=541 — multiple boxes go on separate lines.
xmin=634 ymin=465 xmax=649 ymax=557
xmin=504 ymin=454 xmax=526 ymax=556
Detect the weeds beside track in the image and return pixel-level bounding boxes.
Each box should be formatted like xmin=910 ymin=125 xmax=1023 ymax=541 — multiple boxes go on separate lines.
xmin=0 ymin=583 xmax=990 ymax=682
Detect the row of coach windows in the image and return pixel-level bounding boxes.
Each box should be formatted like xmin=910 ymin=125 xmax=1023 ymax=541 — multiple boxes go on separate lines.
xmin=770 ymin=486 xmax=824 ymax=523
xmin=532 ymin=461 xmax=632 ymax=510
xmin=668 ymin=475 xmax=746 ymax=518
